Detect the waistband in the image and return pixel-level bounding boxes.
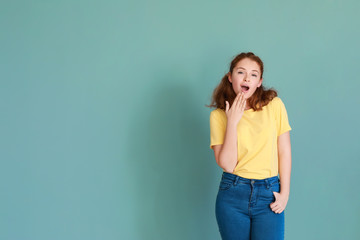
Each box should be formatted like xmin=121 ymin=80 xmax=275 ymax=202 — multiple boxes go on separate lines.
xmin=221 ymin=171 xmax=280 ymax=187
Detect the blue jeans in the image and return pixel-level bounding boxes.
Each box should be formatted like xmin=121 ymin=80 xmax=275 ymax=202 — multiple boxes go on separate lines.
xmin=215 ymin=172 xmax=284 ymax=240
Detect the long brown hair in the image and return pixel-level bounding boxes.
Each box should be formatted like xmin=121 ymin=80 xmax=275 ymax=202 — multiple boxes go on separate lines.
xmin=206 ymin=52 xmax=277 ymax=111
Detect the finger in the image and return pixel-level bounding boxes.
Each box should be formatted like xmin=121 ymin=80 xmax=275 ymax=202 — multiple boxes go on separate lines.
xmin=274 ymin=206 xmax=282 ymax=213
xmin=272 ymin=204 xmax=281 ymax=211
xmin=272 ymin=207 xmax=281 ymax=214
xmin=229 ymin=94 xmax=238 ymax=111
xmin=273 ymin=208 xmax=281 ymax=214
xmin=273 ymin=205 xmax=282 ymax=213
xmin=238 ymin=93 xmax=246 ymax=110
xmin=272 ymin=207 xmax=279 ymax=213
xmin=235 ymin=92 xmax=244 ymax=109
xmin=270 ymin=202 xmax=279 ymax=209
xmin=233 ymin=92 xmax=242 ymax=108
xmin=241 ymin=96 xmax=246 ymax=110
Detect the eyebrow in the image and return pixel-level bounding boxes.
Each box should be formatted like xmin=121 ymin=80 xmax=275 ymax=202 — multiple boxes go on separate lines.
xmin=236 ymin=67 xmax=259 ymax=73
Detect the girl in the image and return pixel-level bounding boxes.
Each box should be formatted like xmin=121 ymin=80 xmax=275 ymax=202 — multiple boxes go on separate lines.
xmin=208 ymin=52 xmax=292 ymax=240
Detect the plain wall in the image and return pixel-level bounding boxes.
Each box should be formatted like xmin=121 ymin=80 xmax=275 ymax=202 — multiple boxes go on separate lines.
xmin=1 ymin=0 xmax=359 ymax=239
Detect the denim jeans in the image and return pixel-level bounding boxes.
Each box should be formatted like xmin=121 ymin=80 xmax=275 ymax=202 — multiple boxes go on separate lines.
xmin=215 ymin=172 xmax=284 ymax=240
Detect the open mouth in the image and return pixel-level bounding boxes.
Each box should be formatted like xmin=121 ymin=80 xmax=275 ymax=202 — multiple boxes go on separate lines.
xmin=241 ymin=86 xmax=250 ymax=92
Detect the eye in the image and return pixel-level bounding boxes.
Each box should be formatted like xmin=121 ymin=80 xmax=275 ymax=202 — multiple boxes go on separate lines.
xmin=238 ymin=72 xmax=243 ymax=74
xmin=252 ymin=74 xmax=257 ymax=77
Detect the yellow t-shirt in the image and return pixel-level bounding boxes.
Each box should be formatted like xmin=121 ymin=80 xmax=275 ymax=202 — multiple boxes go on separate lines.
xmin=209 ymin=96 xmax=292 ymax=179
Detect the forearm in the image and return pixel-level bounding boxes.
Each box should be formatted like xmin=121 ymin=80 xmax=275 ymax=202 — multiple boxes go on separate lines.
xmin=278 ymin=152 xmax=291 ymax=196
xmin=218 ymin=122 xmax=238 ymax=173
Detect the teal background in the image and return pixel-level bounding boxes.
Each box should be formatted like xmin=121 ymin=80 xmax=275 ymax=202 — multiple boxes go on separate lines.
xmin=1 ymin=0 xmax=359 ymax=239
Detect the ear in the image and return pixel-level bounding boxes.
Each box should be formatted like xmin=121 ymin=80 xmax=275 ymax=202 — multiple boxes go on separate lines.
xmin=258 ymin=78 xmax=263 ymax=87
xmin=227 ymin=72 xmax=232 ymax=83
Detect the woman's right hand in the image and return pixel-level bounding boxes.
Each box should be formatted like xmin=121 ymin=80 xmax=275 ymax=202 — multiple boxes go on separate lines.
xmin=225 ymin=92 xmax=246 ymax=126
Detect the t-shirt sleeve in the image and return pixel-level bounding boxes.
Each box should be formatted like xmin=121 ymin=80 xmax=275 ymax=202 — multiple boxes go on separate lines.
xmin=209 ymin=110 xmax=226 ymax=149
xmin=274 ymin=97 xmax=292 ymax=137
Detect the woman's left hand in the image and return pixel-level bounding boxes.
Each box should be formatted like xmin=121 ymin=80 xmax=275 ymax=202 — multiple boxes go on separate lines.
xmin=270 ymin=192 xmax=289 ymax=214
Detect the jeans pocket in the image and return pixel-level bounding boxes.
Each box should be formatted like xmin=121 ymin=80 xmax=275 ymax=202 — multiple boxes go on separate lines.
xmin=219 ymin=178 xmax=234 ymax=191
xmin=270 ymin=182 xmax=280 ymax=194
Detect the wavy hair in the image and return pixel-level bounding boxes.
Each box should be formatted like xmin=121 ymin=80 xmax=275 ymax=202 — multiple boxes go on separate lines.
xmin=206 ymin=52 xmax=278 ymax=111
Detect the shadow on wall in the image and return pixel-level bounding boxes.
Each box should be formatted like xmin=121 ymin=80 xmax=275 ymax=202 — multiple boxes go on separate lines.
xmin=125 ymin=69 xmax=220 ymax=239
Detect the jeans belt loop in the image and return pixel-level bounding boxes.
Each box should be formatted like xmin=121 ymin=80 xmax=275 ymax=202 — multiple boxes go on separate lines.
xmin=234 ymin=176 xmax=239 ymax=186
xmin=265 ymin=179 xmax=270 ymax=189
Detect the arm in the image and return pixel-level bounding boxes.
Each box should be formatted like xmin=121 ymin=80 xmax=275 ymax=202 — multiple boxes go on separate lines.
xmin=270 ymin=130 xmax=291 ymax=214
xmin=211 ymin=92 xmax=246 ymax=173
xmin=212 ymin=121 xmax=238 ymax=173
xmin=278 ymin=131 xmax=292 ymax=196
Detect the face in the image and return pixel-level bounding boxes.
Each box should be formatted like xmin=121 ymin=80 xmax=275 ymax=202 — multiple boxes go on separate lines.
xmin=228 ymin=58 xmax=263 ymax=100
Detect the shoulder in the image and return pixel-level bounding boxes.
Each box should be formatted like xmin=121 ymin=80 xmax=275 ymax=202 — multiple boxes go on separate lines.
xmin=267 ymin=96 xmax=285 ymax=114
xmin=270 ymin=96 xmax=282 ymax=104
xmin=210 ymin=108 xmax=225 ymax=115
xmin=269 ymin=96 xmax=285 ymax=108
xmin=210 ymin=108 xmax=227 ymax=121
xmin=269 ymin=96 xmax=291 ymax=117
